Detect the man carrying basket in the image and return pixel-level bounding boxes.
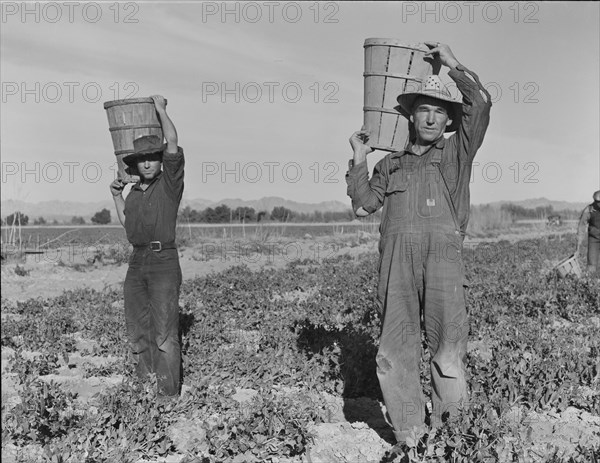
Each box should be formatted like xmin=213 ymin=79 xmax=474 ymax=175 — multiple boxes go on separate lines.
xmin=109 ymin=95 xmax=184 ymax=403
xmin=576 ymin=190 xmax=600 ymax=274
xmin=346 ymin=43 xmax=492 ymax=444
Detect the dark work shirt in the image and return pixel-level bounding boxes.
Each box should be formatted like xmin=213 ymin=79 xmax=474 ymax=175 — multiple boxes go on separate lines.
xmin=579 ymin=202 xmax=600 ymax=240
xmin=346 ymin=67 xmax=492 ymax=233
xmin=124 ymin=147 xmax=184 ymax=246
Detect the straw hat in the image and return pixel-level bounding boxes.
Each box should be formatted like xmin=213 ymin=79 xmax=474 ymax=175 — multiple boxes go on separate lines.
xmin=123 ymin=135 xmax=166 ymax=166
xmin=397 ymin=75 xmax=462 ymax=132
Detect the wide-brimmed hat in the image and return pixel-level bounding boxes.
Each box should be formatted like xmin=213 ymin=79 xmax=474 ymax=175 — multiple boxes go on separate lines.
xmin=122 ymin=135 xmax=166 ymax=166
xmin=397 ymin=75 xmax=462 ymax=132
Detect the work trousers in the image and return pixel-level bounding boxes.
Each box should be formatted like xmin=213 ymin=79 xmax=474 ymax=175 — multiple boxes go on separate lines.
xmin=587 ymin=234 xmax=600 ymax=272
xmin=377 ymin=231 xmax=468 ymax=442
xmin=124 ymin=248 xmax=182 ymax=396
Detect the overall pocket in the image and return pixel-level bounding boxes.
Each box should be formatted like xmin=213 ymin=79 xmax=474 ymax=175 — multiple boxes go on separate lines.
xmin=383 ymin=175 xmax=409 ymax=221
xmin=416 ymin=177 xmax=444 ymax=219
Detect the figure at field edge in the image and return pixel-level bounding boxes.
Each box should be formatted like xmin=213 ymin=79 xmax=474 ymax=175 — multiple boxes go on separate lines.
xmin=576 ymin=190 xmax=600 ymax=274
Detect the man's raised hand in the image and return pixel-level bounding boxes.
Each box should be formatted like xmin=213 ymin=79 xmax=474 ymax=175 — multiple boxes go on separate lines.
xmin=349 ymin=129 xmax=374 ymax=158
xmin=423 ymin=42 xmax=460 ymax=70
xmin=151 ymin=94 xmax=167 ymax=111
xmin=109 ymin=179 xmax=125 ymax=197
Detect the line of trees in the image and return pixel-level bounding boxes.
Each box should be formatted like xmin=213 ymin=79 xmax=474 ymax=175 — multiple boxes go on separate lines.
xmin=3 ymin=203 xmax=583 ymax=227
xmin=4 ymin=211 xmax=29 ymax=226
xmin=178 ymin=204 xmax=356 ymax=224
xmin=499 ymin=204 xmax=581 ymax=221
xmin=2 ymin=206 xmax=356 ymax=226
xmin=2 ymin=209 xmax=111 ymax=226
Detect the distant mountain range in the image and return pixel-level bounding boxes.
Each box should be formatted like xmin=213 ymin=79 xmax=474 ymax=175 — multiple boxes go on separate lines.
xmin=1 ymin=196 xmax=589 ymax=223
xmin=0 ymin=197 xmax=352 ymax=222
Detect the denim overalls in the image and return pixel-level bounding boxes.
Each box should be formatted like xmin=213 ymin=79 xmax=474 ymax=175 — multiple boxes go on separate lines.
xmin=376 ymin=148 xmax=468 ymax=441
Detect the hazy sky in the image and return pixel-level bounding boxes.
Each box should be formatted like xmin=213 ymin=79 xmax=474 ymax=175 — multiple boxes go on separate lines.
xmin=1 ymin=1 xmax=599 ymax=206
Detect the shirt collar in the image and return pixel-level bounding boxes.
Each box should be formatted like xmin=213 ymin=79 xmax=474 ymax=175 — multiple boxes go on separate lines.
xmin=132 ymin=171 xmax=162 ymax=191
xmin=390 ymin=136 xmax=446 ymax=159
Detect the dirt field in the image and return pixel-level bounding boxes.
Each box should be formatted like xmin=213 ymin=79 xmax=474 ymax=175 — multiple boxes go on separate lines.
xmin=1 ymin=234 xmax=377 ymax=303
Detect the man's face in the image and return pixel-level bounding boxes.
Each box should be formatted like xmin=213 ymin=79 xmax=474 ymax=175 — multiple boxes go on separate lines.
xmin=410 ymin=96 xmax=452 ymax=145
xmin=136 ymin=152 xmax=162 ymax=181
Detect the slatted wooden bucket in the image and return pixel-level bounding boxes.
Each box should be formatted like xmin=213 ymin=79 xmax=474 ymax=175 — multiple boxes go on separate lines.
xmin=363 ymin=38 xmax=440 ymax=152
xmin=103 ymin=97 xmax=165 ymax=183
xmin=555 ymin=254 xmax=582 ymax=277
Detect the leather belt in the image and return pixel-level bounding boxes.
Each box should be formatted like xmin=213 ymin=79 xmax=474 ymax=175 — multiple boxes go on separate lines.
xmin=133 ymin=241 xmax=176 ymax=252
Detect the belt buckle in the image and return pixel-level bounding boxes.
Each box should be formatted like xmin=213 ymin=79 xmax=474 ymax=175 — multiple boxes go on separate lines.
xmin=150 ymin=241 xmax=162 ymax=252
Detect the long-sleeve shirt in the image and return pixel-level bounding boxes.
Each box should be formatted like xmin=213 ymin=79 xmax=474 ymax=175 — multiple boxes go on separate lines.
xmin=346 ymin=67 xmax=491 ymax=233
xmin=124 ymin=147 xmax=185 ymax=246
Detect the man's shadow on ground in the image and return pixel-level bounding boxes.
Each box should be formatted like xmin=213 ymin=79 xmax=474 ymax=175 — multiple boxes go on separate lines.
xmin=296 ymin=321 xmax=396 ymax=444
xmin=179 ymin=310 xmax=396 ymax=444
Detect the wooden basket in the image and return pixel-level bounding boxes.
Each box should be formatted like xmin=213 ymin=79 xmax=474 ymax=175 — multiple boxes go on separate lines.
xmin=555 ymin=254 xmax=582 ymax=278
xmin=363 ymin=38 xmax=440 ymax=152
xmin=103 ymin=97 xmax=165 ymax=183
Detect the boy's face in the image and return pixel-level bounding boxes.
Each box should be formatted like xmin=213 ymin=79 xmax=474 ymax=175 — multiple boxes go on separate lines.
xmin=136 ymin=152 xmax=162 ymax=181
